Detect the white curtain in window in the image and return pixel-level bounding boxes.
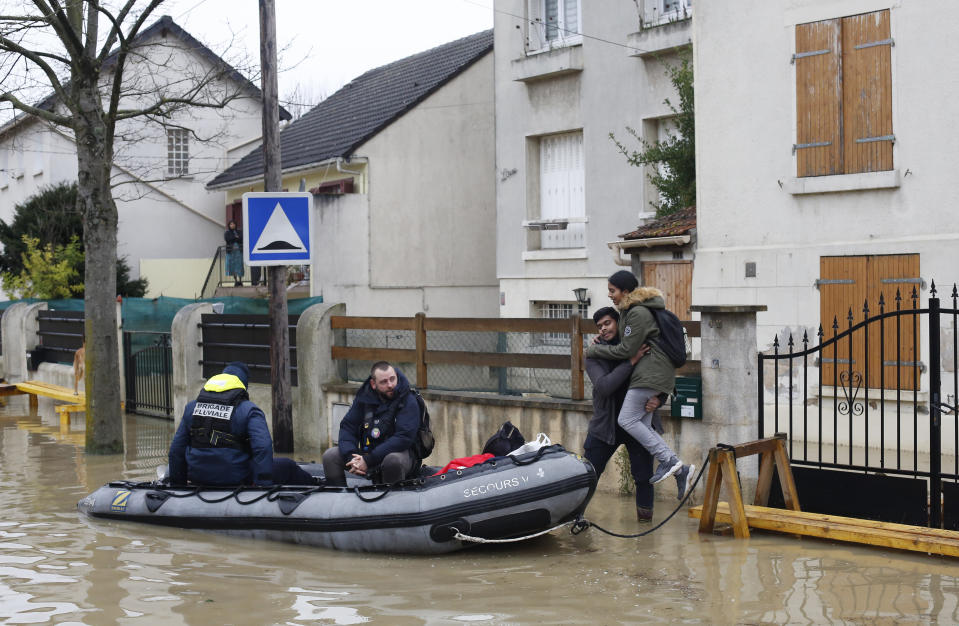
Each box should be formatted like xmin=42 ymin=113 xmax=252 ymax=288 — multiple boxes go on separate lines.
xmin=540 ymin=131 xmax=585 ymax=249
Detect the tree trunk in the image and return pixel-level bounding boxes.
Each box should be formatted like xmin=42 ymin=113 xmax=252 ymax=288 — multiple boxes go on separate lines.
xmin=74 ymin=76 xmax=123 ymax=454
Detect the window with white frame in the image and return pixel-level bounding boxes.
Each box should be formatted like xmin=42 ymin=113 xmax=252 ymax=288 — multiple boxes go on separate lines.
xmin=653 ymin=117 xmax=676 ymax=207
xmin=527 ymin=0 xmax=581 ymax=52
xmin=644 ymin=0 xmax=692 ymax=26
xmin=540 ymin=131 xmax=585 ymax=249
xmin=167 ymin=128 xmax=190 ymax=176
xmin=537 ymin=301 xmax=588 ymax=346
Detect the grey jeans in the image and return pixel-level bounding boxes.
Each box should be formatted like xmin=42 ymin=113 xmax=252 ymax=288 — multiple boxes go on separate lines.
xmin=322 ymin=446 xmax=414 ymax=486
xmin=617 ymin=387 xmax=677 ymax=465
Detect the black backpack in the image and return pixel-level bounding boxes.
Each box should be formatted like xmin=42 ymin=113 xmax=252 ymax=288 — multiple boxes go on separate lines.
xmin=645 ymin=306 xmax=688 ymax=368
xmin=482 ymin=421 xmax=526 ymax=457
xmin=408 ymin=388 xmax=435 ymax=460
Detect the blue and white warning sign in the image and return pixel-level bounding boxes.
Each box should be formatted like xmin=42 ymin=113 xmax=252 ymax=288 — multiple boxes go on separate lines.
xmin=242 ymin=192 xmax=313 ymax=266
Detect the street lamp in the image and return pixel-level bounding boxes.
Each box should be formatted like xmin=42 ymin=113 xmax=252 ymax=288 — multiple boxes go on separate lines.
xmin=572 ymin=287 xmax=591 ymax=308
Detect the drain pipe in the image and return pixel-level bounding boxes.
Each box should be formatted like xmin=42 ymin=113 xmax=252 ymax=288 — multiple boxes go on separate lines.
xmin=336 ymin=157 xmax=363 ymax=176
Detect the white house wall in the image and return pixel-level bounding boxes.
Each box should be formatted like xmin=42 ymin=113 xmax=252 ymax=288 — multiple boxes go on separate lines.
xmin=334 ymin=52 xmax=498 ymax=318
xmin=0 ymin=29 xmax=264 ymax=291
xmin=495 ymin=0 xmax=689 ymax=318
xmin=693 ymin=0 xmax=959 ymax=347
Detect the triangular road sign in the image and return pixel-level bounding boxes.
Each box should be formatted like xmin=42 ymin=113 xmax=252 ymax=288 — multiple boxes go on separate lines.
xmin=242 ymin=192 xmax=313 ymax=266
xmin=252 ymin=203 xmax=308 ymax=253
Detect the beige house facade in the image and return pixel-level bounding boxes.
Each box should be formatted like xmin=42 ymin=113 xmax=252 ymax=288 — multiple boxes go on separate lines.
xmin=210 ymin=31 xmax=497 ymax=318
xmin=494 ymin=0 xmax=692 ymax=321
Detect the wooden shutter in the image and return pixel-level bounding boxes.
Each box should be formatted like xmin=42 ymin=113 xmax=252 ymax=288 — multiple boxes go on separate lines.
xmin=820 ymin=254 xmax=917 ymax=390
xmin=868 ymin=254 xmax=919 ymax=390
xmin=642 ymin=261 xmax=693 ymax=320
xmin=819 ymin=256 xmax=866 ymax=386
xmin=796 ymin=19 xmax=842 ymax=177
xmin=842 ymin=10 xmax=893 ymax=174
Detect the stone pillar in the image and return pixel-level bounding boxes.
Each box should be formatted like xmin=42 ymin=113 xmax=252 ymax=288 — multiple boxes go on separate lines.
xmin=171 ymin=302 xmax=213 ymax=428
xmin=1 ymin=301 xmax=48 ymax=383
xmin=687 ymin=304 xmax=767 ymax=488
xmin=295 ymin=302 xmax=346 ymax=451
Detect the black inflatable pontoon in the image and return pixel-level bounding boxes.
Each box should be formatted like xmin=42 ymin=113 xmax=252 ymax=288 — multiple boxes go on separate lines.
xmin=78 ymin=445 xmax=597 ymax=554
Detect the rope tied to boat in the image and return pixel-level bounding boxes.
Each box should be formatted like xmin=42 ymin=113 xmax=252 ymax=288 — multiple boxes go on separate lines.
xmin=577 ymin=456 xmax=710 ymax=539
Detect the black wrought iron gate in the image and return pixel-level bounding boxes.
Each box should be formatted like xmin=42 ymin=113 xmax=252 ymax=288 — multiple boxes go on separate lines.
xmin=123 ymin=331 xmax=173 ymax=418
xmin=759 ymin=282 xmax=959 ymax=529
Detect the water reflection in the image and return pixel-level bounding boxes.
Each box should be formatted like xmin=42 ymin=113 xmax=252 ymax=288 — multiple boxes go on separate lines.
xmin=0 ymin=402 xmax=957 ymax=623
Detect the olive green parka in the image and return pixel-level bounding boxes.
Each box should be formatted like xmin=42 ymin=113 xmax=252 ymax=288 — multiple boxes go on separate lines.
xmin=585 ymin=286 xmax=676 ymax=395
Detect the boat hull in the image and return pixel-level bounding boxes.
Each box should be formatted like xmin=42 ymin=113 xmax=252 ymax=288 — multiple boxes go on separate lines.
xmin=78 ymin=446 xmax=596 ymax=554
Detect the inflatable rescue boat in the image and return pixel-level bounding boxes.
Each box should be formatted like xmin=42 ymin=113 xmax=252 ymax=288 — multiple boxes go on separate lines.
xmin=77 ymin=445 xmax=597 ymax=554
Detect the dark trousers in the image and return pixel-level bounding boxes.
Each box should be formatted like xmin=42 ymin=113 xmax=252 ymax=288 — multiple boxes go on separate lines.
xmin=271 ymin=457 xmax=315 ymax=485
xmin=584 ymin=425 xmax=655 ymax=509
xmin=322 ymin=446 xmax=414 ymax=486
xmin=250 ymin=266 xmax=262 ymax=286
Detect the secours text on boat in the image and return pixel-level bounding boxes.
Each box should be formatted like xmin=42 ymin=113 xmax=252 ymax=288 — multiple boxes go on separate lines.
xmin=77 ymin=445 xmax=597 ymax=554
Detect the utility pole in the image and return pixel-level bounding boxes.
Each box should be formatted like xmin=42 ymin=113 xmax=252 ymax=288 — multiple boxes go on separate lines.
xmin=258 ymin=0 xmax=293 ymax=452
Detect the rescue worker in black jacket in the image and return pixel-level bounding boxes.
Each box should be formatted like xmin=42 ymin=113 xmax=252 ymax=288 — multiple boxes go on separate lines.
xmin=322 ymin=361 xmax=420 ymax=486
xmin=168 ymin=362 xmax=313 ymax=486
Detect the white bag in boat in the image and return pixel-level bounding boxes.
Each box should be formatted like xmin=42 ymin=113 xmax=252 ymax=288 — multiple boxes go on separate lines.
xmin=508 ymin=433 xmax=551 ymax=456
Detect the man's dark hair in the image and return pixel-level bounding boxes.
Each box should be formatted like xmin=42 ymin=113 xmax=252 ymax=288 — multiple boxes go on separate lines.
xmin=592 ymin=307 xmax=620 ymax=325
xmin=370 ymin=361 xmax=393 ymax=378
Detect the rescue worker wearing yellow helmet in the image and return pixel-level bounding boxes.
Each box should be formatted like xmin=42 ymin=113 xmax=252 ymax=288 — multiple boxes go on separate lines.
xmin=168 ymin=362 xmax=313 ymax=486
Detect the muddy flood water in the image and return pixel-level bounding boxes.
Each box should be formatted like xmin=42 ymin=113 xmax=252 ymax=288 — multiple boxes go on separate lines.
xmin=2 ymin=398 xmax=958 ymax=625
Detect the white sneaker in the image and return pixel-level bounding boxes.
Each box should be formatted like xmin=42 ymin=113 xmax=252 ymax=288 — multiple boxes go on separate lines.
xmin=650 ymin=457 xmax=683 ymax=485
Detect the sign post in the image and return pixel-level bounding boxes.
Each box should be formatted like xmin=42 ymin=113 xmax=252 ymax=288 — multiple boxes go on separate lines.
xmin=242 ymin=191 xmax=313 ymax=453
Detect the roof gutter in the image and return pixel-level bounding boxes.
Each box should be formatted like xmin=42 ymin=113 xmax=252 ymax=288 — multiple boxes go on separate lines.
xmin=607 ymin=235 xmax=691 ymax=266
xmin=206 ymin=156 xmax=368 ymax=191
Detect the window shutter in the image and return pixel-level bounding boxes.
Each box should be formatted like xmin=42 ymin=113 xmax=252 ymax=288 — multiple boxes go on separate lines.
xmin=540 ymin=132 xmax=585 ymax=249
xmin=526 ymin=0 xmax=546 ymax=51
xmin=563 ymin=0 xmax=578 ymax=37
xmin=795 ymin=18 xmax=842 ymax=177
xmin=841 ymin=10 xmax=893 ymax=174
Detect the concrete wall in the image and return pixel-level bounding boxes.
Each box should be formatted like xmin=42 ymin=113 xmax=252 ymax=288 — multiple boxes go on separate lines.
xmin=0 ymin=297 xmax=777 ymax=501
xmin=693 ymin=0 xmax=959 ymax=345
xmin=494 ymin=0 xmax=691 ymax=318
xmin=1 ymin=302 xmax=47 ymax=383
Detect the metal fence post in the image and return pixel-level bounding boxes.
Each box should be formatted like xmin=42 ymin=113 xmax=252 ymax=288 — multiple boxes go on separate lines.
xmin=122 ymin=331 xmax=136 ymax=413
xmin=757 ymin=351 xmax=764 ymax=439
xmin=929 ymin=292 xmax=942 ymax=528
xmin=415 ymin=312 xmax=427 ymax=389
xmin=570 ymin=314 xmax=584 ymax=400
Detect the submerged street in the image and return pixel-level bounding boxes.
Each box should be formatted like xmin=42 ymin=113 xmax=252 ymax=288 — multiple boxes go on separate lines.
xmin=0 ymin=397 xmax=956 ymax=624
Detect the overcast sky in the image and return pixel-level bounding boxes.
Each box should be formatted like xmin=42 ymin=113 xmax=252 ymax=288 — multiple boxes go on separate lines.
xmin=163 ymin=0 xmax=495 ymax=108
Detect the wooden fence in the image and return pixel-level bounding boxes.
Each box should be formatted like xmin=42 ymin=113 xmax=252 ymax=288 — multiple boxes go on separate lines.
xmin=331 ymin=313 xmax=701 ymax=400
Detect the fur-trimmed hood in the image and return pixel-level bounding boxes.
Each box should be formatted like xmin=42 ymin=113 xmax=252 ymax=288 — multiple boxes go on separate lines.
xmin=617 ymin=286 xmax=665 ymax=311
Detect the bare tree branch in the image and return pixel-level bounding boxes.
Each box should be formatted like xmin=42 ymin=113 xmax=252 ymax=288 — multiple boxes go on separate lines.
xmin=34 ymin=0 xmax=83 ymax=58
xmin=0 ymin=91 xmax=70 ymax=125
xmin=0 ymin=33 xmax=71 ymax=113
xmin=94 ymin=0 xmax=136 ymax=61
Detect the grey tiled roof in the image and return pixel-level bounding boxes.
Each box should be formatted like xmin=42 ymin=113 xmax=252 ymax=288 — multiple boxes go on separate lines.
xmin=208 ymin=29 xmax=494 ymax=189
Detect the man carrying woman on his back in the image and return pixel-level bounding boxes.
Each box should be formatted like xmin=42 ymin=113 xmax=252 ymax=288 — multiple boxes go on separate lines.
xmin=585 ymin=270 xmax=695 ymax=501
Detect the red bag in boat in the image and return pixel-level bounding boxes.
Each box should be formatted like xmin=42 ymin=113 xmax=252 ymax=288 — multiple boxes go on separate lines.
xmin=432 ymin=453 xmax=495 ymax=476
